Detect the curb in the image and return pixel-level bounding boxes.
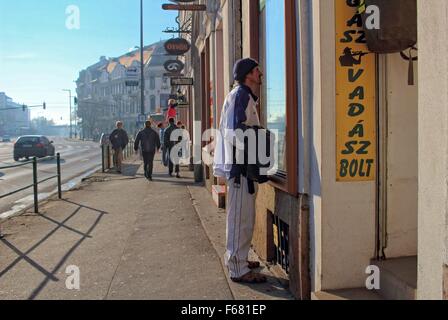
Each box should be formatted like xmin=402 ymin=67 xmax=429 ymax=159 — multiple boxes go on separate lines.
xmin=187 ymin=185 xmax=236 ymax=300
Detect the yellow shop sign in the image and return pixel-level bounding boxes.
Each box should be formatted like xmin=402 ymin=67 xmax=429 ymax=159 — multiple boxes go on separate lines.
xmin=335 ymin=0 xmax=376 ymax=182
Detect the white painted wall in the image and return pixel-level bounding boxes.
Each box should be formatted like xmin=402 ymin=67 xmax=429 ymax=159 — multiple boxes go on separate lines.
xmin=417 ymin=0 xmax=448 ymax=300
xmin=383 ymin=53 xmax=418 ymax=258
xmin=308 ymin=0 xmax=323 ymax=293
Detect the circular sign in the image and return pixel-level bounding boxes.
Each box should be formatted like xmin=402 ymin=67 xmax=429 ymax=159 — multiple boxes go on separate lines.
xmin=164 ymin=38 xmax=191 ymax=56
xmin=164 ymin=60 xmax=185 ymax=73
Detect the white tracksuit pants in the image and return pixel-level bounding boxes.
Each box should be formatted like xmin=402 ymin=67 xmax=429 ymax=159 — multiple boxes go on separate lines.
xmin=225 ymin=176 xmax=258 ymax=278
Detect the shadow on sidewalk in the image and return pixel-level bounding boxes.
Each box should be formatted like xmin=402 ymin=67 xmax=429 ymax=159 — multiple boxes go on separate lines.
xmin=0 ymin=200 xmax=108 ymax=300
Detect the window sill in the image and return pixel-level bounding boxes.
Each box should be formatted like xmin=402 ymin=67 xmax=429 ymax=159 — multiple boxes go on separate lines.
xmin=268 ymin=173 xmax=298 ymax=198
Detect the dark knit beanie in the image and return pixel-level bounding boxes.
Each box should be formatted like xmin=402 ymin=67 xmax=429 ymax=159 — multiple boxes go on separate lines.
xmin=233 ymin=58 xmax=259 ymax=82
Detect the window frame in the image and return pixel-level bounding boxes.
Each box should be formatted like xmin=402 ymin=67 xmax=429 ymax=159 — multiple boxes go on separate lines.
xmin=257 ymin=0 xmax=298 ymax=196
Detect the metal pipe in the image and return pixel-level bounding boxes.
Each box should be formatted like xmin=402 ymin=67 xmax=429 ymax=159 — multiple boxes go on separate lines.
xmin=38 ymin=175 xmax=59 ymax=184
xmin=0 ymin=161 xmax=34 ymax=170
xmin=102 ymin=145 xmax=105 ymax=173
xmin=107 ymin=145 xmax=111 ymax=170
xmin=140 ymin=0 xmax=145 ymax=117
xmin=57 ymin=153 xmax=62 ymax=199
xmin=63 ymin=89 xmax=73 ymax=139
xmin=0 ymin=184 xmax=34 ymax=199
xmin=32 ymin=157 xmax=38 ymax=214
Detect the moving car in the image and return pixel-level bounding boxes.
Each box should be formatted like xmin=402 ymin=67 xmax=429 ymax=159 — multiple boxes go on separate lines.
xmin=1 ymin=135 xmax=11 ymax=142
xmin=13 ymin=135 xmax=55 ymax=161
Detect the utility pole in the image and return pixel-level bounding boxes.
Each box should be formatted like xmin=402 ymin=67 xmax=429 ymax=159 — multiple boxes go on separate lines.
xmin=74 ymin=97 xmax=78 ymax=138
xmin=62 ymin=89 xmax=72 ymax=138
xmin=140 ymin=0 xmax=145 ymax=118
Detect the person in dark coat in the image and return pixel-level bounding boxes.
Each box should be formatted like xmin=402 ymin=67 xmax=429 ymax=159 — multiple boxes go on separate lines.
xmin=158 ymin=122 xmax=168 ymax=167
xmin=109 ymin=121 xmax=129 ymax=174
xmin=134 ymin=120 xmax=161 ymax=181
xmin=163 ymin=117 xmax=181 ymax=178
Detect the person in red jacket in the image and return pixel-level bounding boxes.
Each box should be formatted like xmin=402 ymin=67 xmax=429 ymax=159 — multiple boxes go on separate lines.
xmin=165 ymin=99 xmax=178 ymax=123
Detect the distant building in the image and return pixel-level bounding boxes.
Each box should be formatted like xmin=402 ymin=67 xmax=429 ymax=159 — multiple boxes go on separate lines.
xmin=0 ymin=92 xmax=31 ymax=136
xmin=76 ymin=41 xmax=175 ymax=139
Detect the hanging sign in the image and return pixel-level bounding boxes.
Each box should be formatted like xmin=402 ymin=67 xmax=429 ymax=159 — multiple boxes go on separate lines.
xmin=171 ymin=77 xmax=194 ymax=86
xmin=164 ymin=60 xmax=185 ymax=73
xmin=335 ymin=0 xmax=376 ymax=182
xmin=164 ymin=38 xmax=191 ymax=55
xmin=162 ymin=4 xmax=206 ymax=11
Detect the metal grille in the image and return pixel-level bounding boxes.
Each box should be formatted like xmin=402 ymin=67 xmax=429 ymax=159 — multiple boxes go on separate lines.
xmin=273 ymin=215 xmax=290 ymax=274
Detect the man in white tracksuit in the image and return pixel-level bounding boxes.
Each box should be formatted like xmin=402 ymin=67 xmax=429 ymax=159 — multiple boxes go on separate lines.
xmin=213 ymin=58 xmax=267 ymax=284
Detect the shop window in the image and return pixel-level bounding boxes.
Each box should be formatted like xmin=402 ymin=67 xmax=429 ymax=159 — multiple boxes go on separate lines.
xmin=260 ymin=0 xmax=287 ymax=173
xmin=259 ymin=0 xmax=298 ymax=195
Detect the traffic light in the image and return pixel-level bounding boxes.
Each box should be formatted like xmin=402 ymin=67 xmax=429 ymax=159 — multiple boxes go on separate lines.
xmin=43 ymin=102 xmax=46 ymax=110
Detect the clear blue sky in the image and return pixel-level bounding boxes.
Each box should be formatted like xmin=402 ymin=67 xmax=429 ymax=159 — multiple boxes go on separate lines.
xmin=0 ymin=0 xmax=178 ymax=124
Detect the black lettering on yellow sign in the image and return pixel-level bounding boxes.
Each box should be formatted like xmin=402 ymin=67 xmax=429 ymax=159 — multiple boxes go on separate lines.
xmin=349 ymin=121 xmax=365 ymax=138
xmin=348 ymin=103 xmax=365 ymax=117
xmin=349 ymin=69 xmax=364 ymax=82
xmin=347 ymin=13 xmax=363 ymax=27
xmin=340 ymin=159 xmax=374 ymax=178
xmin=336 ymin=0 xmax=376 ymax=182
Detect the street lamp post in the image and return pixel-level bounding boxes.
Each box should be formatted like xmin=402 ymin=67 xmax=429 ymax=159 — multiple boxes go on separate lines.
xmin=62 ymin=89 xmax=72 ymax=138
xmin=140 ymin=0 xmax=145 ymax=118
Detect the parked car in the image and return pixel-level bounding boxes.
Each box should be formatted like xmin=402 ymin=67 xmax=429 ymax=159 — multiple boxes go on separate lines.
xmin=1 ymin=135 xmax=11 ymax=142
xmin=13 ymin=135 xmax=55 ymax=161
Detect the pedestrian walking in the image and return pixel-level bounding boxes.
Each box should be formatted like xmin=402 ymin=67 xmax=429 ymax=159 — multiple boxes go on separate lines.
xmin=109 ymin=121 xmax=129 ymax=174
xmin=158 ymin=122 xmax=169 ymax=167
xmin=164 ymin=117 xmax=181 ymax=178
xmin=134 ymin=120 xmax=161 ymax=181
xmin=213 ymin=58 xmax=267 ymax=284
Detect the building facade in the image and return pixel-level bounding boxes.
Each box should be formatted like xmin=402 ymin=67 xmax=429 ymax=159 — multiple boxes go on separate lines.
xmin=0 ymin=92 xmax=31 ymax=136
xmin=76 ymin=41 xmax=175 ymax=139
xmin=172 ymin=0 xmax=448 ymax=300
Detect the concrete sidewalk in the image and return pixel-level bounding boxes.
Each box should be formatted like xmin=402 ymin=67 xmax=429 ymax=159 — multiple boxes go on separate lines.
xmin=0 ymin=155 xmax=293 ymax=300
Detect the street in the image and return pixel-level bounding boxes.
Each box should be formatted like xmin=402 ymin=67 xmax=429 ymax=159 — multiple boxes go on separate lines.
xmin=0 ymin=137 xmax=101 ymax=215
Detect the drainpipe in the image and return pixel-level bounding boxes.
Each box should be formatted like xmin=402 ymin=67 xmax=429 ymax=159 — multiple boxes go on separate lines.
xmin=207 ymin=1 xmax=220 ymax=129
